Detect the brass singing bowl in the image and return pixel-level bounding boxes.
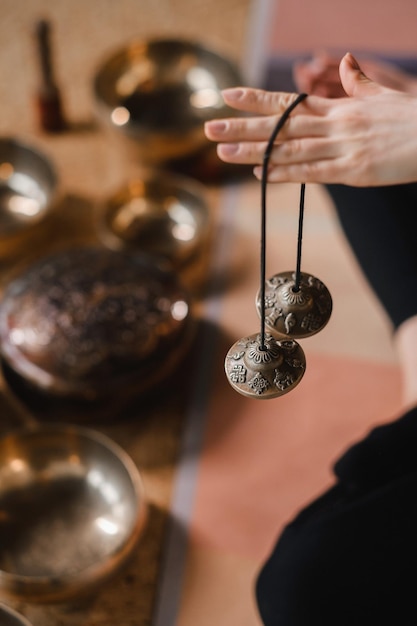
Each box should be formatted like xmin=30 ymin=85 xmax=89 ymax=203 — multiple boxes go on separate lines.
xmin=93 ymin=38 xmax=243 ymax=164
xmin=97 ymin=172 xmax=210 ymax=274
xmin=0 ymin=137 xmax=58 ymax=256
xmin=0 ymin=424 xmax=147 ymax=603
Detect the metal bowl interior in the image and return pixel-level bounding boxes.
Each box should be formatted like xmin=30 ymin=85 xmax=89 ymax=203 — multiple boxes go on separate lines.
xmin=97 ymin=172 xmax=210 ymax=267
xmin=0 ymin=604 xmax=33 ymax=626
xmin=0 ymin=138 xmax=57 ymax=238
xmin=0 ymin=425 xmax=147 ymax=603
xmin=93 ymin=38 xmax=243 ymax=163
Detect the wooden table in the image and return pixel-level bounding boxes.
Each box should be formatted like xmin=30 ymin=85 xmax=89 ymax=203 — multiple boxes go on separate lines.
xmin=0 ymin=1 xmax=251 ymax=623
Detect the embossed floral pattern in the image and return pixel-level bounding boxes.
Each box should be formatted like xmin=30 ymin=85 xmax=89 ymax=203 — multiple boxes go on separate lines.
xmin=279 ymin=284 xmax=310 ymax=306
xmin=247 ymin=335 xmax=281 ymax=364
xmin=248 ymin=372 xmax=269 ymax=395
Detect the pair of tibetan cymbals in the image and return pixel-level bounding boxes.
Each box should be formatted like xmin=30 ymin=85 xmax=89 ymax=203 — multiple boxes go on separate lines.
xmin=225 ymin=270 xmax=332 ymax=399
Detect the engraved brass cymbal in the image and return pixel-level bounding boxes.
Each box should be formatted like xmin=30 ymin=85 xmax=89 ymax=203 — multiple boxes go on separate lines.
xmin=225 ymin=332 xmax=306 ymax=399
xmin=256 ymin=271 xmax=332 ymax=339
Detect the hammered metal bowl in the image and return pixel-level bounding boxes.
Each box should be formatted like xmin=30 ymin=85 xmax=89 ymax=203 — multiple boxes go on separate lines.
xmin=0 ymin=424 xmax=147 ymax=603
xmin=93 ymin=38 xmax=243 ymax=164
xmin=97 ymin=171 xmax=211 ymax=279
xmin=0 ymin=246 xmax=193 ymax=404
xmin=0 ymin=138 xmax=58 ymax=256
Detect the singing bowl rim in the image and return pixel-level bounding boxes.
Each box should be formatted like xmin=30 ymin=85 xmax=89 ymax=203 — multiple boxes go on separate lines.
xmin=0 ymin=604 xmax=33 ymax=626
xmin=93 ymin=36 xmax=242 ymax=113
xmin=0 ymin=424 xmax=147 ymax=603
xmin=0 ymin=136 xmax=59 ymax=238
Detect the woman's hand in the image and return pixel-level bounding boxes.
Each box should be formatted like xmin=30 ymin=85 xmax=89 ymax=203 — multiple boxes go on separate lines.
xmin=204 ymin=53 xmax=417 ymax=187
xmin=293 ymin=52 xmax=348 ymax=98
xmin=293 ymin=52 xmax=417 ymax=98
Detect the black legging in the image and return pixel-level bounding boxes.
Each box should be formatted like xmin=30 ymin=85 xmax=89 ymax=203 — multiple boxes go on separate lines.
xmin=326 ymin=182 xmax=417 ymax=330
xmin=256 ymin=183 xmax=417 ymax=625
xmin=256 ymin=405 xmax=417 ymax=626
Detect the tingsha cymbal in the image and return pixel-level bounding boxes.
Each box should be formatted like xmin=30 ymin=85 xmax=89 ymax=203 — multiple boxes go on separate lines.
xmin=224 ymin=332 xmax=306 ymax=399
xmin=256 ymin=270 xmax=332 ymax=339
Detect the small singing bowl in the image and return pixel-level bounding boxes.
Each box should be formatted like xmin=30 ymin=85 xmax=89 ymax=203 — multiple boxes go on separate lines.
xmin=0 ymin=424 xmax=147 ymax=603
xmin=0 ymin=604 xmax=33 ymax=626
xmin=97 ymin=172 xmax=210 ymax=271
xmin=0 ymin=138 xmax=58 ymax=253
xmin=93 ymin=38 xmax=243 ymax=164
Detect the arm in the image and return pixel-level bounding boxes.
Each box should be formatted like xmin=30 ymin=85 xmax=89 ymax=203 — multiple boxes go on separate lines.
xmin=204 ymin=53 xmax=417 ymax=187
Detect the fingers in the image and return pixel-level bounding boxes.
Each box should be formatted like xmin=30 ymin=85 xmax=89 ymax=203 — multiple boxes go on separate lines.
xmin=216 ymin=136 xmax=339 ymax=166
xmin=252 ymin=159 xmax=348 ymax=185
xmin=292 ymin=61 xmax=315 ymax=93
xmin=220 ymin=87 xmax=308 ymax=115
xmin=293 ymin=55 xmax=344 ymax=97
xmin=205 ymin=90 xmax=331 ymax=145
xmin=204 ymin=85 xmax=361 ymax=185
xmin=205 ymin=115 xmax=280 ymax=142
xmin=205 ymin=111 xmax=329 ymax=145
xmin=339 ymin=52 xmax=387 ymax=98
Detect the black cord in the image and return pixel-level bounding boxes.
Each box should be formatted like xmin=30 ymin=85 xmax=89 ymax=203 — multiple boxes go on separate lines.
xmin=260 ymin=93 xmax=307 ymax=350
xmin=294 ymin=182 xmax=306 ymax=292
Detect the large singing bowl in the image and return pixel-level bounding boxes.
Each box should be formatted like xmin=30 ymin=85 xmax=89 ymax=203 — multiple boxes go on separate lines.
xmin=0 ymin=424 xmax=147 ymax=603
xmin=0 ymin=246 xmax=194 ymax=404
xmin=93 ymin=38 xmax=243 ymax=164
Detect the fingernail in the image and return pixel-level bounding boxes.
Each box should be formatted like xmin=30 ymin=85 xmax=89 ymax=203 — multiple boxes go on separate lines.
xmin=345 ymin=52 xmax=360 ymax=70
xmin=221 ymin=88 xmax=245 ymax=102
xmin=218 ymin=143 xmax=239 ymax=156
xmin=205 ymin=120 xmax=227 ymax=134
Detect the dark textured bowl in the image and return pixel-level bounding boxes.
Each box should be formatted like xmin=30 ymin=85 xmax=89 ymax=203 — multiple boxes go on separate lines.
xmin=0 ymin=246 xmax=194 ymax=403
xmin=93 ymin=38 xmax=243 ymax=164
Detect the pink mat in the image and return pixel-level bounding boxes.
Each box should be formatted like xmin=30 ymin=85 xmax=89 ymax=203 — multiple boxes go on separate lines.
xmin=266 ymin=0 xmax=417 ymax=54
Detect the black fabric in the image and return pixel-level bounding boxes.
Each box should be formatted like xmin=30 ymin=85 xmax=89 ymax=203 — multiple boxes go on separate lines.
xmin=334 ymin=406 xmax=417 ymax=490
xmin=326 ymin=183 xmax=417 ymax=330
xmin=256 ymin=406 xmax=417 ymax=626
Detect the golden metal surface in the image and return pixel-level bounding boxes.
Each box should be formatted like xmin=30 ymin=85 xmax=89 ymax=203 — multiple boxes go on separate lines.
xmin=97 ymin=171 xmax=211 ymax=276
xmin=256 ymin=270 xmax=333 ymax=338
xmin=0 ymin=425 xmax=147 ymax=603
xmin=93 ymin=38 xmax=243 ymax=164
xmin=0 ymin=138 xmax=58 ymax=259
xmin=225 ymin=333 xmax=306 ymax=399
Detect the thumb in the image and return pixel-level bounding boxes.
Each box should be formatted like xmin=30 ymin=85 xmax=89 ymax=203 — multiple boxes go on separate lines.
xmin=339 ymin=52 xmax=385 ymax=97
